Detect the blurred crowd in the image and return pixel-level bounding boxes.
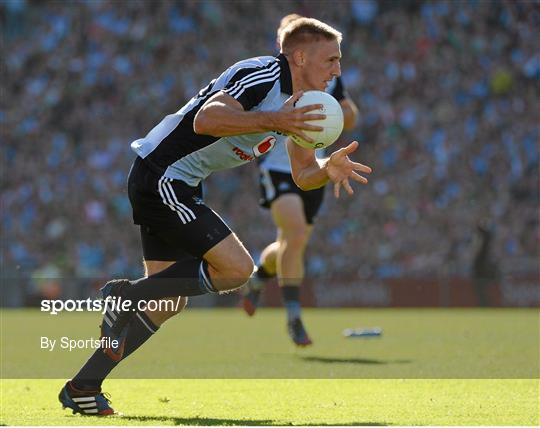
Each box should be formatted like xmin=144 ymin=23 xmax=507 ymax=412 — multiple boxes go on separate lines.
xmin=1 ymin=0 xmax=539 ymax=303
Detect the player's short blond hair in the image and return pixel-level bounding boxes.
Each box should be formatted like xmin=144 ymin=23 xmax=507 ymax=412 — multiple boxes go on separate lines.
xmin=277 ymin=13 xmax=304 ymax=41
xmin=279 ymin=17 xmax=342 ymax=52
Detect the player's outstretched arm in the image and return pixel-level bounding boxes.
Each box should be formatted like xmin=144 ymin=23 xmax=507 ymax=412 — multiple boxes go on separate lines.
xmin=193 ymin=91 xmax=325 ymax=142
xmin=340 ymin=98 xmax=359 ymax=131
xmin=287 ymin=139 xmax=371 ymax=197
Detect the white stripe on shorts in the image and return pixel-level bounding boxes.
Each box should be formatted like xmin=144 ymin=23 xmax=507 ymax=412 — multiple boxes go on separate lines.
xmin=164 ymin=178 xmax=196 ymax=221
xmin=157 ymin=176 xmax=190 ymax=224
xmin=260 ymin=167 xmax=276 ymax=201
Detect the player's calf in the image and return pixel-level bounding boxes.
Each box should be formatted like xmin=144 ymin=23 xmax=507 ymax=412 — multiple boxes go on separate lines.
xmin=144 ymin=296 xmax=188 ymax=326
xmin=100 ymin=279 xmax=133 ymax=361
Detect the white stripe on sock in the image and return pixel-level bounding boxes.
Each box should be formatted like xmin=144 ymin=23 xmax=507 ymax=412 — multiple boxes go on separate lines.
xmin=199 ymin=262 xmax=215 ymax=293
xmin=136 ymin=312 xmax=157 ymax=334
xmin=103 ymin=313 xmax=113 ymax=327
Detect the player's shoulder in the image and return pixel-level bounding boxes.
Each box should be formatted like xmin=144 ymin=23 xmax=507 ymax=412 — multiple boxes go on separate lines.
xmin=226 ymin=55 xmax=280 ymax=75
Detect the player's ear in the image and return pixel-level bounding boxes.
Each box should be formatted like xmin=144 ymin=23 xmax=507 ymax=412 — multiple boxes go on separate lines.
xmin=292 ymin=49 xmax=305 ymax=67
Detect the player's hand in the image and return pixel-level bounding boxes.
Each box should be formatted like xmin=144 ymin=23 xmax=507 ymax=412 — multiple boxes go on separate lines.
xmin=325 ymin=141 xmax=372 ymax=198
xmin=274 ymin=91 xmax=326 ymax=143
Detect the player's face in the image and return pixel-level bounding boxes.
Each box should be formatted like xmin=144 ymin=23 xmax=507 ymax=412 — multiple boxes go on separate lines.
xmin=302 ymin=39 xmax=341 ymax=91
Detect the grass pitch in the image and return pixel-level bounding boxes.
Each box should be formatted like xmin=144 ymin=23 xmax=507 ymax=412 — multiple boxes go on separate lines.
xmin=2 ymin=379 xmax=538 ymax=425
xmin=1 ymin=307 xmax=539 ymax=425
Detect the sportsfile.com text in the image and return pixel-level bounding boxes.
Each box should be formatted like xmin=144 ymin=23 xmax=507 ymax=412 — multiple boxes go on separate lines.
xmin=40 ymin=297 xmax=184 ymax=315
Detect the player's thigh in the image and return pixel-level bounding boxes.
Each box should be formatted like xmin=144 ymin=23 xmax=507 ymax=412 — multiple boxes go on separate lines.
xmin=144 ymin=260 xmax=174 ymax=276
xmin=270 ymin=193 xmax=309 ymax=234
xmin=130 ymin=160 xmax=232 ymax=261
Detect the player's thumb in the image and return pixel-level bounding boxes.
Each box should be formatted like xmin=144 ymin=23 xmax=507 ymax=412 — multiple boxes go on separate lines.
xmin=342 ymin=141 xmax=359 ymax=154
xmin=286 ymin=91 xmax=304 ymax=107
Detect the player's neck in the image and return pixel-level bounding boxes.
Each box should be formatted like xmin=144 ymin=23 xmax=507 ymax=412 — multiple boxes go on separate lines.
xmin=289 ymin=67 xmax=308 ymax=93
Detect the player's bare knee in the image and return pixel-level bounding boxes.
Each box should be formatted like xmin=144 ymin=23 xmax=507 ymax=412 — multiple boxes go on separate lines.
xmin=231 ymin=258 xmax=255 ymax=287
xmin=241 ymin=255 xmax=255 ymax=279
xmin=219 ymin=258 xmax=254 ymax=290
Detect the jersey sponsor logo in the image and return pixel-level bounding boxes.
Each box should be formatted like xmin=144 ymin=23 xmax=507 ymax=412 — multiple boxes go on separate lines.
xmin=253 ymin=136 xmax=276 ymax=157
xmin=232 ymin=146 xmax=254 ymax=162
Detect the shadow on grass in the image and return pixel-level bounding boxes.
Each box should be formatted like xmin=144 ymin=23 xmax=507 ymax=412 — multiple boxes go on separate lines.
xmin=300 ymin=356 xmax=412 ymax=365
xmin=121 ymin=415 xmax=387 ymax=426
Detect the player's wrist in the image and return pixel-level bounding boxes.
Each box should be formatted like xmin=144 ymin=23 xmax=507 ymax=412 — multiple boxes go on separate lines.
xmin=322 ymin=157 xmax=332 ymax=181
xmin=260 ymin=111 xmax=281 ymax=133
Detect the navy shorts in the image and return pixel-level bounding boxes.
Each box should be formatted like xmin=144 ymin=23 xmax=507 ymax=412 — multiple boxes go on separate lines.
xmin=258 ymin=168 xmax=325 ymax=224
xmin=128 ymin=157 xmax=232 ymax=261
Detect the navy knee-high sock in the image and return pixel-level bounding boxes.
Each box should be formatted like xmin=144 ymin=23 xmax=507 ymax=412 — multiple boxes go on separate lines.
xmin=71 ymin=311 xmax=159 ymax=390
xmin=281 ymin=285 xmax=302 ymax=321
xmin=122 ymin=259 xmax=216 ymax=304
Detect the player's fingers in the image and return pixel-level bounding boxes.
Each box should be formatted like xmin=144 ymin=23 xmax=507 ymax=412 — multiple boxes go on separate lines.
xmin=303 ymin=113 xmax=326 ymax=121
xmin=331 ymin=142 xmax=358 ymax=159
xmin=342 ymin=141 xmax=359 ymax=154
xmin=291 ymin=130 xmax=315 ymax=143
xmin=349 ymin=171 xmax=369 ymax=184
xmin=298 ymin=123 xmax=324 ymax=131
xmin=343 ymin=178 xmax=354 ymax=195
xmin=351 ymin=162 xmax=372 ymax=174
xmin=297 ymin=104 xmax=324 ymax=114
xmin=333 ymin=181 xmax=341 ymax=198
xmin=286 ymin=91 xmax=304 ymax=107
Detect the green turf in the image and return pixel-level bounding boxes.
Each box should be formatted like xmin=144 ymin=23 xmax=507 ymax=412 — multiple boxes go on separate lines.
xmin=1 ymin=308 xmax=538 ymax=378
xmin=1 ymin=379 xmax=538 ymax=425
xmin=1 ymin=308 xmax=539 ymax=425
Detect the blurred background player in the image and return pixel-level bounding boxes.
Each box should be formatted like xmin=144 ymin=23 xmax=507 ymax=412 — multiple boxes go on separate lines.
xmin=241 ymin=14 xmax=359 ymax=346
xmin=472 ymin=219 xmax=500 ymax=307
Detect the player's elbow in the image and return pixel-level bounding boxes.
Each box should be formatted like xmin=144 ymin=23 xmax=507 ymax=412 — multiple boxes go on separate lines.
xmin=193 ymin=110 xmax=211 ymax=135
xmin=343 ymin=111 xmax=358 ymax=131
xmin=292 ymin=173 xmax=314 ymax=191
xmin=297 ymin=182 xmax=313 ymax=192
xmin=341 ymin=100 xmax=359 ymax=131
xmin=193 ymin=109 xmax=220 ymax=136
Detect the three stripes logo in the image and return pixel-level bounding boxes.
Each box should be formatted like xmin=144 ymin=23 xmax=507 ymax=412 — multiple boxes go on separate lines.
xmin=102 ymin=307 xmax=116 ymax=328
xmin=225 ymin=62 xmax=280 ymax=100
xmin=71 ymin=396 xmax=99 ymax=414
xmin=158 ymin=177 xmax=197 ymax=224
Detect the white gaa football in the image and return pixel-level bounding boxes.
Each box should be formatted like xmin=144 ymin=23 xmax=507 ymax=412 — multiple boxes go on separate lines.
xmin=289 ymin=90 xmax=344 ymax=149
